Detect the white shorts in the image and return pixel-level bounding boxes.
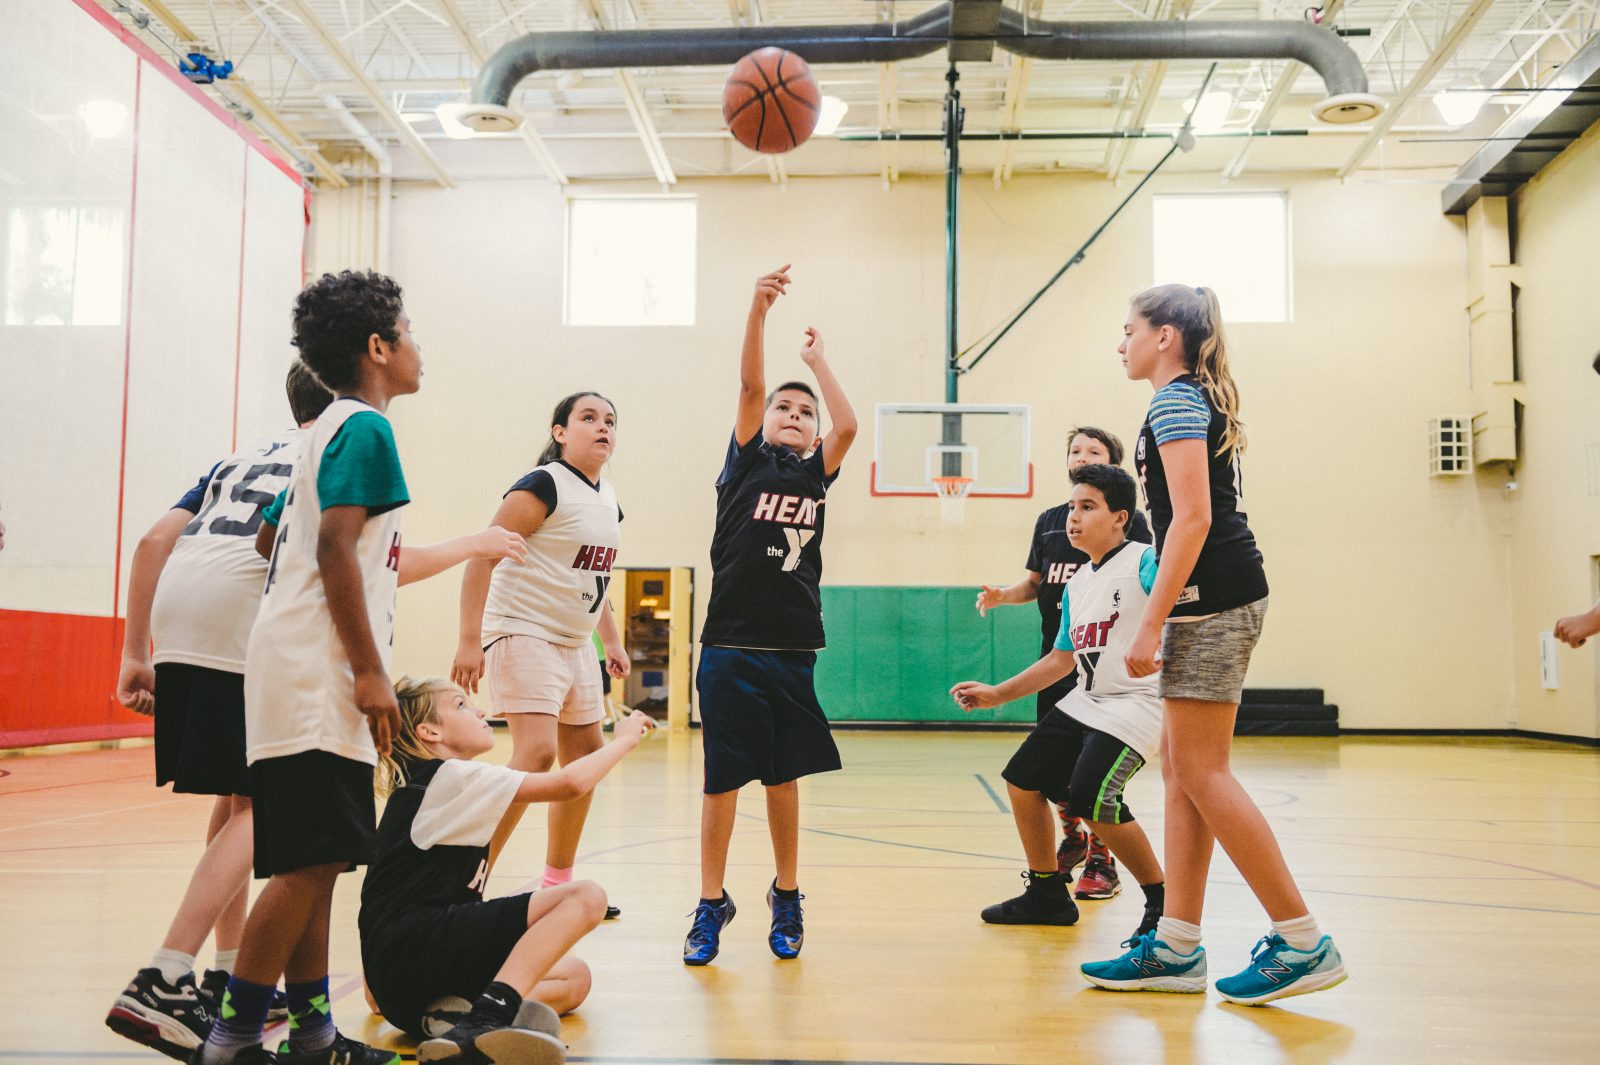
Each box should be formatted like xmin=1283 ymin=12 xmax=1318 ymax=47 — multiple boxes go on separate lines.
xmin=485 ymin=635 xmax=606 ymax=727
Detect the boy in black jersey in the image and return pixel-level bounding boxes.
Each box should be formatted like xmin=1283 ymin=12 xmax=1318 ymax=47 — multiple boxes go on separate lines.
xmin=360 ymin=677 xmax=653 ymax=1062
xmin=684 ymin=265 xmax=858 ymax=967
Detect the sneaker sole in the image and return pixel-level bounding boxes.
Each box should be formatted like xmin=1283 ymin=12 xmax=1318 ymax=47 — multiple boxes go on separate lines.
xmin=1218 ymin=965 xmax=1348 ymax=1006
xmin=422 ymin=998 xmax=562 ymax=1040
xmin=981 ymin=912 xmax=1080 ymax=926
xmin=1074 ymin=882 xmax=1123 ymax=900
xmin=683 ymin=952 xmax=718 ymax=966
xmin=418 ymin=1027 xmax=566 ymax=1065
xmin=104 ymin=1004 xmax=200 ymax=1062
xmin=1079 ymin=972 xmax=1207 ymax=994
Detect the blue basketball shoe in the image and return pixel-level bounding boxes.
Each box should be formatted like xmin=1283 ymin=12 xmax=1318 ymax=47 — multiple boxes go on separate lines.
xmin=682 ymin=893 xmax=736 ymax=966
xmin=1216 ymin=933 xmax=1347 ymax=1005
xmin=766 ymin=881 xmax=804 ymax=960
xmin=1080 ymin=930 xmax=1208 ymax=993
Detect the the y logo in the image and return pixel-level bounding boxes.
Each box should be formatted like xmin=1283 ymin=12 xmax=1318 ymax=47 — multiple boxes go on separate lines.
xmin=780 ymin=528 xmax=815 ymax=572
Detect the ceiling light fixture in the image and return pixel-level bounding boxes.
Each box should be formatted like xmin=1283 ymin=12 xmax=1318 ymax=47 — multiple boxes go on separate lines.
xmin=79 ymin=100 xmax=128 ymax=139
xmin=1434 ymin=83 xmax=1488 ymax=127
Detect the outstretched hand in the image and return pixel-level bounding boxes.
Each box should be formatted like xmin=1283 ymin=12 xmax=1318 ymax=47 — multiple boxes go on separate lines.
xmin=472 ymin=526 xmax=527 ymax=564
xmin=799 ymin=326 xmax=824 ymax=365
xmin=751 ymin=265 xmax=791 ymax=314
xmin=975 ymin=585 xmax=1005 ymax=617
xmin=950 ymin=681 xmax=999 ymax=711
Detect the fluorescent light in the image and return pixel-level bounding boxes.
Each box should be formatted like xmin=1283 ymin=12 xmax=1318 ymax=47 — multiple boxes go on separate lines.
xmin=1434 ymin=86 xmax=1487 ymax=127
xmin=814 ymin=95 xmax=848 ymax=137
xmin=79 ymin=100 xmax=128 ymax=139
xmin=1184 ymin=91 xmax=1232 ymax=134
xmin=399 ymin=111 xmax=435 ymax=124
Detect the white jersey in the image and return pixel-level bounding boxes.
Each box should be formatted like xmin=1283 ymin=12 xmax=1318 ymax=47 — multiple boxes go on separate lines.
xmin=482 ymin=462 xmax=620 ymax=648
xmin=1054 ymin=540 xmax=1164 ymax=759
xmin=151 ymin=430 xmax=304 ymax=671
xmin=244 ymin=399 xmax=405 ymax=766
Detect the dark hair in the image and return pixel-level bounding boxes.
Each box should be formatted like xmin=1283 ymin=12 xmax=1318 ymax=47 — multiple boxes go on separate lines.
xmin=1068 ymin=425 xmax=1125 ymax=467
xmin=537 ymin=391 xmax=617 ymax=466
xmin=766 ymin=380 xmax=817 ymax=407
xmin=290 ymin=270 xmax=405 ymax=392
xmin=1069 ymin=463 xmax=1137 ymax=525
xmin=285 ymin=360 xmax=333 ymax=424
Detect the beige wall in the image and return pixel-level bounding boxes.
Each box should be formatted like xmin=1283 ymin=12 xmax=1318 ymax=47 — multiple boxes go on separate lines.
xmin=1505 ymin=122 xmax=1600 ymax=739
xmin=305 ymin=160 xmax=1590 ymax=731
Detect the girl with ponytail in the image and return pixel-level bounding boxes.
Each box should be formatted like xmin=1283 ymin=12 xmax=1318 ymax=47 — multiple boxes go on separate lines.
xmin=1080 ymin=284 xmax=1347 ymax=1005
xmin=452 ymin=391 xmax=629 ymax=908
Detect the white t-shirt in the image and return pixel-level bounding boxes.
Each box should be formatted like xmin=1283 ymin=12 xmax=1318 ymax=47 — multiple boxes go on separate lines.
xmin=151 ymin=429 xmax=304 ymax=672
xmin=482 ymin=461 xmax=621 ymax=648
xmin=244 ymin=399 xmax=408 ymax=766
xmin=1053 ymin=541 xmax=1164 ymax=760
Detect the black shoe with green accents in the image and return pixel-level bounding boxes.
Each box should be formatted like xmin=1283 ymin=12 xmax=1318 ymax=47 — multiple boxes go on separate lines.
xmin=274 ymin=1033 xmax=399 ymax=1065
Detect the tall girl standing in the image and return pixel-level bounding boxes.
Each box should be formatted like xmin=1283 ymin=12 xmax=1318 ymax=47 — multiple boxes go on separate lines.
xmin=1080 ymin=285 xmax=1345 ymax=1005
xmin=453 ymin=393 xmax=629 ymax=900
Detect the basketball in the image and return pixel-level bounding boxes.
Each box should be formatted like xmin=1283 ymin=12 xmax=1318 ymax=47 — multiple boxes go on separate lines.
xmin=722 ymin=47 xmax=820 ymax=154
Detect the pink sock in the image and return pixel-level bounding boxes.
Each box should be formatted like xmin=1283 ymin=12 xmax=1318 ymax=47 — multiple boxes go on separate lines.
xmin=541 ymin=865 xmax=573 ymax=888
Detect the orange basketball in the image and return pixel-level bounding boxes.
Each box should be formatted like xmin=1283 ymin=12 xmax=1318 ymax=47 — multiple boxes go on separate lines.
xmin=723 ymin=47 xmax=820 ymax=154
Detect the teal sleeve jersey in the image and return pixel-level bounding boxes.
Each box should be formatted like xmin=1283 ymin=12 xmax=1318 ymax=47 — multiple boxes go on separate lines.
xmin=318 ymin=411 xmax=409 ymax=514
xmin=1053 ymin=593 xmax=1075 ymax=652
xmin=262 ymin=488 xmax=287 ymax=527
xmin=1139 ymin=546 xmax=1158 ymax=595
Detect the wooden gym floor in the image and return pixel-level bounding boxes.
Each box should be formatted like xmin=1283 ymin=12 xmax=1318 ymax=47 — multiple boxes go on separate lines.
xmin=2 ymin=730 xmax=1597 ymax=1065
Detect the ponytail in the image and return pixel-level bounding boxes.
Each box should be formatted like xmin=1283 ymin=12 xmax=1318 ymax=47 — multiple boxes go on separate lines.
xmin=375 ymin=676 xmax=455 ymax=797
xmin=1130 ymin=284 xmax=1246 ymax=456
xmin=538 ymin=390 xmax=617 ymax=467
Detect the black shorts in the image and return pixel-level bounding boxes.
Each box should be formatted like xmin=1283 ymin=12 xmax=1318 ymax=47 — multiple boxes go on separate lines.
xmin=696 ymin=646 xmax=842 ymax=794
xmin=1001 ymin=711 xmax=1145 ymax=824
xmin=153 ymin=663 xmax=251 ymax=796
xmin=249 ymin=750 xmax=376 ymax=878
xmin=361 ymin=893 xmax=531 ymax=1035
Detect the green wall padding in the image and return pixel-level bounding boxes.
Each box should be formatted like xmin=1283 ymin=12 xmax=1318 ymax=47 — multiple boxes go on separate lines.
xmin=816 ymin=586 xmax=1049 ymax=722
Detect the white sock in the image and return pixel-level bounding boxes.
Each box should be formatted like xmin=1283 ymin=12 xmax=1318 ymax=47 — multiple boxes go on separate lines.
xmin=214 ymin=949 xmax=239 ymax=974
xmin=150 ymin=948 xmax=196 ymax=985
xmin=1155 ymin=916 xmax=1202 ymax=954
xmin=1271 ymin=914 xmax=1323 ymax=951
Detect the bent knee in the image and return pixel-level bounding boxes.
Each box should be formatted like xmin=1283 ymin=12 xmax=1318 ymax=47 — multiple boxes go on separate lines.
xmin=570 ymin=879 xmax=608 ymax=925
xmin=540 ymin=955 xmax=592 ymax=1014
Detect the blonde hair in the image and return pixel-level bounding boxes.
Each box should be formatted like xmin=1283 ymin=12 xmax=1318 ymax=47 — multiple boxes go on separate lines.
xmin=376 ymin=676 xmax=458 ymax=797
xmin=1130 ymin=284 xmax=1246 ymax=456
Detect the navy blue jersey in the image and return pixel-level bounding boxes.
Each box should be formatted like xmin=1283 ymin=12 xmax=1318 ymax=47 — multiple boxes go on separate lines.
xmin=1027 ymin=505 xmax=1152 ymax=656
xmin=1135 ymin=374 xmax=1267 ymax=617
xmin=701 ymin=432 xmax=839 ymax=650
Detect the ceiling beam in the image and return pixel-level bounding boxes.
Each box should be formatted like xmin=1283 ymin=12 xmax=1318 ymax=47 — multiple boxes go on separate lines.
xmin=1222 ymin=0 xmax=1347 ymax=180
xmin=435 ymin=0 xmax=566 ymax=184
xmin=877 ymin=61 xmax=900 ymax=187
xmin=992 ymin=0 xmax=1044 ymax=188
xmin=278 ymin=0 xmax=456 ymax=186
xmin=579 ymin=0 xmax=676 ymax=185
xmin=1106 ymin=0 xmax=1194 ymax=182
xmin=1337 ymin=0 xmax=1498 ymax=178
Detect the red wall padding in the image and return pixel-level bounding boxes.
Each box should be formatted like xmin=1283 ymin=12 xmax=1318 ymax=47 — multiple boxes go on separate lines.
xmin=0 ymin=610 xmax=154 ymax=748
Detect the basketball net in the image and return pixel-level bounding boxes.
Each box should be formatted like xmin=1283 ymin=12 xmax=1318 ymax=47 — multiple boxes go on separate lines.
xmin=932 ymin=475 xmax=973 ymax=523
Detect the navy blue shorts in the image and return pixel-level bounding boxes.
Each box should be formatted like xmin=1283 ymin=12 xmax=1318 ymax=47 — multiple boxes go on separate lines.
xmin=696 ymin=646 xmax=842 ymax=794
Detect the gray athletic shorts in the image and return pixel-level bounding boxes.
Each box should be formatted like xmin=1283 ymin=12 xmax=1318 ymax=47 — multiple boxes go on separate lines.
xmin=1159 ymin=598 xmax=1268 ymax=704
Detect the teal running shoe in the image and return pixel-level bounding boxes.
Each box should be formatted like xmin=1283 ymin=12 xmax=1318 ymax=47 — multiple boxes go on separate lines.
xmin=1216 ymin=933 xmax=1347 ymax=1006
xmin=1080 ymin=930 xmax=1208 ymax=993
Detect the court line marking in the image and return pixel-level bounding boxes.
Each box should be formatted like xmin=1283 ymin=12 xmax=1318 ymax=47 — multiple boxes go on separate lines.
xmin=0 ymin=796 xmax=182 ymax=833
xmin=973 ymin=774 xmax=1009 ymax=814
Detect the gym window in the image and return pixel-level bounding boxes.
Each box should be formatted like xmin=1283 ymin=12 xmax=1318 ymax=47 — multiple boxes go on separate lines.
xmin=565 ymin=196 xmax=696 ymax=326
xmin=1152 ymin=193 xmax=1291 ymax=323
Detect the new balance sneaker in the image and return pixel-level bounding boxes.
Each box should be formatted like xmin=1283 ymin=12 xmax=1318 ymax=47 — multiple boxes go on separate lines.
xmin=274 ymin=1032 xmax=400 ymax=1065
xmin=421 ymin=997 xmax=562 ymax=1041
xmin=201 ymin=971 xmax=288 ymax=1024
xmin=1080 ymin=930 xmax=1208 ymax=993
xmin=1215 ymin=933 xmax=1348 ymax=1006
xmin=417 ymin=1017 xmax=564 ymax=1065
xmin=106 ymin=967 xmax=213 ymax=1061
xmin=682 ymin=893 xmax=736 ymax=966
xmin=1074 ymin=854 xmax=1122 ymax=900
xmin=1055 ymin=816 xmax=1087 ymax=876
xmin=766 ymin=881 xmax=805 ymax=960
xmin=980 ymin=872 xmax=1079 ymax=926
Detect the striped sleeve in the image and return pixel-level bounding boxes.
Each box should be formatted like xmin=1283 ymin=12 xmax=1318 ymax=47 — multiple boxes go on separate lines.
xmin=1147 ymin=381 xmax=1211 ymax=445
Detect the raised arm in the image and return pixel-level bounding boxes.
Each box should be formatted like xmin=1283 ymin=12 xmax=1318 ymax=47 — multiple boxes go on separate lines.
xmin=398 ymin=527 xmax=525 ymax=587
xmin=116 ymin=509 xmax=192 ymax=715
xmin=799 ymin=327 xmax=857 ymax=477
xmin=976 ymin=571 xmax=1043 ymax=616
xmin=513 ymin=710 xmax=654 ymax=802
xmin=735 ymin=265 xmax=790 ymax=446
xmin=452 ymin=490 xmax=548 ymax=694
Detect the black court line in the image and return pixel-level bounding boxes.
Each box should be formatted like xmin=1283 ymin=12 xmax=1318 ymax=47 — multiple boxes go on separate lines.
xmin=974 ymin=773 xmax=1010 ymax=813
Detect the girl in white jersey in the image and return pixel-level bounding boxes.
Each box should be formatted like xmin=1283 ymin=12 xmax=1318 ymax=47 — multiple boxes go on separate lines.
xmin=453 ymin=392 xmax=629 ymax=902
xmin=1081 ymin=284 xmax=1345 ymax=1006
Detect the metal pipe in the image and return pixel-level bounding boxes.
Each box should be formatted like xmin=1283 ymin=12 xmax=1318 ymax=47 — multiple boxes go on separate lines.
xmin=943 ymin=65 xmax=962 ymax=405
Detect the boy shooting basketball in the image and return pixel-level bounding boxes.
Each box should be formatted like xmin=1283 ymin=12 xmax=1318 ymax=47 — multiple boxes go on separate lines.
xmin=683 ymin=265 xmax=857 ymax=966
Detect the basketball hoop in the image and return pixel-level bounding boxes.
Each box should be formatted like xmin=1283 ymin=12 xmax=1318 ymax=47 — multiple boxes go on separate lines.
xmin=932 ymin=475 xmax=973 ymax=523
